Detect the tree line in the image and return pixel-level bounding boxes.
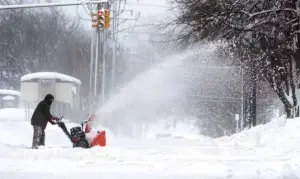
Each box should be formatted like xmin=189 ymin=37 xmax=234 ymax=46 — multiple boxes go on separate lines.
xmin=0 ymin=4 xmax=91 ymax=96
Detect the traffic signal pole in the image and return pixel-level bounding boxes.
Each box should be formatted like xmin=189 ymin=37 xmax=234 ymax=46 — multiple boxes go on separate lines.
xmin=88 ymin=1 xmax=138 ymax=111
xmin=90 ymin=3 xmax=110 ymax=108
xmin=88 ymin=2 xmax=110 ymax=112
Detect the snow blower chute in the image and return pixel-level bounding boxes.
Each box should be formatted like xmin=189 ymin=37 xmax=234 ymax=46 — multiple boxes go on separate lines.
xmin=56 ymin=115 xmax=106 ymax=148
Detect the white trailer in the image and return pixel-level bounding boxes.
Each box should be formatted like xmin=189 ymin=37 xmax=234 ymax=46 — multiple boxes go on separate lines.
xmin=0 ymin=89 xmax=21 ymax=108
xmin=19 ymin=72 xmax=83 ymax=121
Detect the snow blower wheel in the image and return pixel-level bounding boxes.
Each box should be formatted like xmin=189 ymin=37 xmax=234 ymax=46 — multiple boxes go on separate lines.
xmin=74 ymin=139 xmax=89 ymax=148
xmin=69 ymin=127 xmax=89 ymax=149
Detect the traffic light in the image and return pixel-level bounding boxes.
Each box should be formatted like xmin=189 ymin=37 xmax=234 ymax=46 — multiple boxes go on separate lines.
xmin=98 ymin=9 xmax=105 ymax=28
xmin=104 ymin=9 xmax=110 ymax=29
xmin=91 ymin=12 xmax=99 ymax=28
xmin=91 ymin=8 xmax=110 ymax=29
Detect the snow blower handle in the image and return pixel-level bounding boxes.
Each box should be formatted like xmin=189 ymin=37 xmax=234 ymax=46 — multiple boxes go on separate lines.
xmin=80 ymin=120 xmax=88 ymax=130
xmin=54 ymin=116 xmax=64 ymax=123
xmin=55 ymin=116 xmax=64 ymax=127
xmin=57 ymin=116 xmax=64 ymax=121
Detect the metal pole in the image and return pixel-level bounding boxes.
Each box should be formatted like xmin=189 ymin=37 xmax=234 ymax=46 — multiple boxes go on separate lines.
xmin=94 ymin=28 xmax=100 ymax=97
xmin=111 ymin=0 xmax=117 ymax=95
xmin=101 ymin=29 xmax=106 ymax=105
xmin=89 ymin=30 xmax=94 ymax=113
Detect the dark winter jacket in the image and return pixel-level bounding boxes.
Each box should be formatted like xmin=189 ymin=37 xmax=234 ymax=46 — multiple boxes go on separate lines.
xmin=31 ymin=94 xmax=55 ymax=129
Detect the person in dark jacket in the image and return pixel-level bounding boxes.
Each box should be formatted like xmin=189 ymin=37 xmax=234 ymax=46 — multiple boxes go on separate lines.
xmin=31 ymin=94 xmax=58 ymax=149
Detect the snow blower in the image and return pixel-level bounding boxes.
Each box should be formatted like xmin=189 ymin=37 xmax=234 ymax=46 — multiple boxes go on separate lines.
xmin=56 ymin=116 xmax=106 ymax=149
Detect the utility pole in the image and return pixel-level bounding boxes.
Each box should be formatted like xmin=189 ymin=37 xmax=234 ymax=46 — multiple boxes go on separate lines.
xmin=94 ymin=3 xmax=101 ymax=98
xmin=89 ymin=0 xmax=139 ymax=109
xmin=111 ymin=0 xmax=117 ymax=96
xmin=109 ymin=1 xmax=140 ymax=96
xmin=89 ymin=30 xmax=95 ymax=114
xmin=100 ymin=3 xmax=111 ymax=106
xmin=101 ymin=28 xmax=106 ymax=106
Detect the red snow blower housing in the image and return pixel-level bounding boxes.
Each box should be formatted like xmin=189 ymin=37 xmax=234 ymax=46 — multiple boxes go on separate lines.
xmin=56 ymin=115 xmax=106 ymax=148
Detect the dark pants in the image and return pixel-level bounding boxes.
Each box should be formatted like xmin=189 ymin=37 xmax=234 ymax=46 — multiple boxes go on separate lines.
xmin=32 ymin=125 xmax=45 ymax=149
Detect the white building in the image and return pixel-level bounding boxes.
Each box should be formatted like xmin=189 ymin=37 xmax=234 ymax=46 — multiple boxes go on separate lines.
xmin=19 ymin=72 xmax=83 ymax=121
xmin=0 ymin=89 xmax=21 ymax=108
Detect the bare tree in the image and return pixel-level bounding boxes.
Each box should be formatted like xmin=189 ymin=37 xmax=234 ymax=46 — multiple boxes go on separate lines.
xmin=0 ymin=6 xmax=91 ymax=97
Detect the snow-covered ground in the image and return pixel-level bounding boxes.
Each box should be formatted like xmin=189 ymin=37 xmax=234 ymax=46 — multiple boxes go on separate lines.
xmin=0 ymin=108 xmax=300 ymax=179
xmin=146 ymin=116 xmax=200 ymax=139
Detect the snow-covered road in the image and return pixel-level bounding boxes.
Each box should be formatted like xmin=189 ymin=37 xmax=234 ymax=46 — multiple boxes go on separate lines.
xmin=0 ymin=109 xmax=300 ymax=179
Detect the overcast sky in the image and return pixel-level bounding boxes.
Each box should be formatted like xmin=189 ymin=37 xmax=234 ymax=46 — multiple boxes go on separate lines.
xmin=26 ymin=0 xmax=171 ymax=49
xmin=56 ymin=0 xmax=170 ymax=26
xmin=126 ymin=0 xmax=169 ymax=16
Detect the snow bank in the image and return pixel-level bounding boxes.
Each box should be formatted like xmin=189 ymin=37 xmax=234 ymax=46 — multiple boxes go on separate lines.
xmin=0 ymin=89 xmax=20 ymax=96
xmin=218 ymin=115 xmax=300 ymax=150
xmin=21 ymin=72 xmax=81 ymax=85
xmin=0 ymin=108 xmax=34 ymax=122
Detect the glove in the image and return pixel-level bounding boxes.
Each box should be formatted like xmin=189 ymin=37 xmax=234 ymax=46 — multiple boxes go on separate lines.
xmin=49 ymin=117 xmax=59 ymax=125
